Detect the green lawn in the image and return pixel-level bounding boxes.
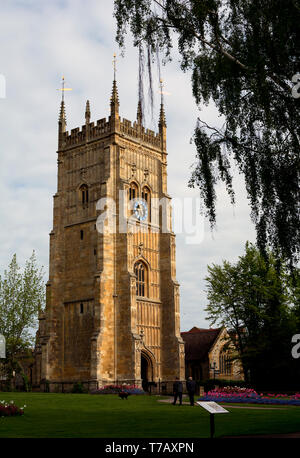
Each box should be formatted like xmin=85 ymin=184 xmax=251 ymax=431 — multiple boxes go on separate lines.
xmin=0 ymin=392 xmax=300 ymax=438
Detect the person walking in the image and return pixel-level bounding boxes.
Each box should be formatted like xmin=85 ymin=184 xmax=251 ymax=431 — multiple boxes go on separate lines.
xmin=186 ymin=376 xmax=196 ymax=406
xmin=172 ymin=377 xmax=183 ymax=405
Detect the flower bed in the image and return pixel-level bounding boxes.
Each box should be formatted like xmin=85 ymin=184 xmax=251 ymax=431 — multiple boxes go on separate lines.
xmin=199 ymin=387 xmax=300 ymax=406
xmin=0 ymin=400 xmax=26 ymax=417
xmin=91 ymin=384 xmax=145 ymax=395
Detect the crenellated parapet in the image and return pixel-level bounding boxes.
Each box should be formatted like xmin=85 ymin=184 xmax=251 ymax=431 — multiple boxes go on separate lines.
xmin=90 ymin=118 xmax=112 ymax=138
xmin=120 ymin=118 xmax=161 ymax=148
xmin=61 ymin=118 xmax=110 ymax=148
xmin=58 ymin=77 xmax=166 ymax=152
xmin=59 ymin=116 xmax=162 ymax=150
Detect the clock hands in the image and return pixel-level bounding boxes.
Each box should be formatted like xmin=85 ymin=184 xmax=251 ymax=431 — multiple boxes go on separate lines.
xmin=134 ymin=201 xmax=148 ymax=221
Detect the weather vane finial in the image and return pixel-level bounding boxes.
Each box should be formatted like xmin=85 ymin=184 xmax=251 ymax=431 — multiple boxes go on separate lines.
xmin=159 ymin=78 xmax=164 ymax=104
xmin=58 ymin=76 xmax=72 ymax=102
xmin=113 ymin=53 xmax=117 ymax=81
xmin=159 ymin=78 xmax=171 ymax=101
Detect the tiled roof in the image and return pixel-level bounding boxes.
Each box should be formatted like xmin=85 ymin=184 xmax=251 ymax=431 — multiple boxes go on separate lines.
xmin=181 ymin=327 xmax=222 ymax=361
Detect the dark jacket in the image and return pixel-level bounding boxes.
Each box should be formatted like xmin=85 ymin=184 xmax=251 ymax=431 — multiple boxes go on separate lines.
xmin=173 ymin=380 xmax=183 ymax=393
xmin=186 ymin=380 xmax=196 ymax=393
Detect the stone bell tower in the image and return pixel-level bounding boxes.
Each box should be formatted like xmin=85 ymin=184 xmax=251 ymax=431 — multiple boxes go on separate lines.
xmin=33 ymin=69 xmax=185 ymax=392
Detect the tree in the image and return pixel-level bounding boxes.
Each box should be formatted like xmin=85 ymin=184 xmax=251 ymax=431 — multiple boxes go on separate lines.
xmin=0 ymin=252 xmax=45 ymax=385
xmin=114 ymin=0 xmax=300 ymax=266
xmin=205 ymin=242 xmax=299 ymax=389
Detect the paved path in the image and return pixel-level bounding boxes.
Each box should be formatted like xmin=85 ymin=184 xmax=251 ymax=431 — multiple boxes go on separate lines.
xmin=158 ymin=397 xmax=192 ymax=406
xmin=219 ymin=405 xmax=288 ymax=410
xmin=158 ymin=398 xmax=287 ymax=410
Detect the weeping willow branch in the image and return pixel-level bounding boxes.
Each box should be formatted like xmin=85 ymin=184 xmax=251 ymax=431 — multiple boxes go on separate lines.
xmin=138 ymin=44 xmax=145 ymax=124
xmin=114 ymin=0 xmax=300 ymax=266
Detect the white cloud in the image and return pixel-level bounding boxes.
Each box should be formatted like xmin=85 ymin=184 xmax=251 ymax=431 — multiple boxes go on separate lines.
xmin=0 ymin=0 xmax=256 ymax=331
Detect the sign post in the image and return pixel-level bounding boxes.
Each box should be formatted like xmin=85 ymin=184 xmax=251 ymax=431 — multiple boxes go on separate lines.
xmin=197 ymin=401 xmax=229 ymax=438
xmin=210 ymin=414 xmax=215 ymax=439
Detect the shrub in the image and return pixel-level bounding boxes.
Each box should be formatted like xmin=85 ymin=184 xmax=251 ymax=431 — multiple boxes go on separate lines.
xmin=72 ymin=382 xmax=87 ymax=394
xmin=199 ymin=379 xmax=248 ymax=393
xmin=0 ymin=400 xmax=26 ymax=417
xmin=22 ymin=374 xmax=31 ymax=392
xmin=199 ymin=386 xmax=300 ymax=406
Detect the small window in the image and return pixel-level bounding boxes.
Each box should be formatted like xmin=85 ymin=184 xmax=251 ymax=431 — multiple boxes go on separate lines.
xmin=80 ymin=230 xmax=84 ymax=240
xmin=80 ymin=184 xmax=89 ymax=205
xmin=80 ymin=303 xmax=84 ymax=314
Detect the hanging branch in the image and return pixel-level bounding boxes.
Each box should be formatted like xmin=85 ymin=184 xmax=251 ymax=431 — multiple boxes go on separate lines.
xmin=138 ymin=44 xmax=145 ymax=125
xmin=147 ymin=44 xmax=154 ymax=121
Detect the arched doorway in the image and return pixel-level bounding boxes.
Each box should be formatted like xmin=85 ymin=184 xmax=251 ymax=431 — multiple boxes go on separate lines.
xmin=141 ymin=351 xmax=153 ymax=392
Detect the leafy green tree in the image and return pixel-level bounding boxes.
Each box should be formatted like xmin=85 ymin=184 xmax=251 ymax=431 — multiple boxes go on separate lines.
xmin=114 ymin=0 xmax=300 ymax=265
xmin=205 ymin=243 xmax=299 ymax=389
xmin=0 ymin=252 xmax=45 ymax=383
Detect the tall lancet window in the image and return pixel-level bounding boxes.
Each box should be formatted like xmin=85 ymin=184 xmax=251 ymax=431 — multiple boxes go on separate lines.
xmin=129 ymin=182 xmax=138 ymax=201
xmin=135 ymin=262 xmax=147 ymax=297
xmin=80 ymin=184 xmax=89 ymax=205
xmin=219 ymin=350 xmax=232 ymax=375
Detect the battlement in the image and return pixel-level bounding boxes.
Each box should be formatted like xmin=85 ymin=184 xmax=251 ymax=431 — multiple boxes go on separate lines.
xmin=120 ymin=118 xmax=161 ymax=148
xmin=63 ymin=117 xmax=111 ymax=147
xmin=61 ymin=115 xmax=162 ymax=149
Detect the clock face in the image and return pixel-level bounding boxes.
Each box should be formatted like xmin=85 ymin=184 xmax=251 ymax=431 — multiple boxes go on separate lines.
xmin=134 ymin=200 xmax=148 ymax=221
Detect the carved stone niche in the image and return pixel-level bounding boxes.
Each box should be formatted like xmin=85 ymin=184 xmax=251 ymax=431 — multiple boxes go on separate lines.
xmin=138 ymin=242 xmax=144 ymax=256
xmin=131 ymin=163 xmax=137 ymax=177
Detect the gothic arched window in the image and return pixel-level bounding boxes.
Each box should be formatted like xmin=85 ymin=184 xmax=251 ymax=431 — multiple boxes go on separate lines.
xmin=219 ymin=350 xmax=232 ymax=375
xmin=141 ymin=186 xmax=149 ymax=203
xmin=134 ymin=262 xmax=147 ymax=297
xmin=80 ymin=184 xmax=89 ymax=205
xmin=129 ymin=182 xmax=138 ymax=201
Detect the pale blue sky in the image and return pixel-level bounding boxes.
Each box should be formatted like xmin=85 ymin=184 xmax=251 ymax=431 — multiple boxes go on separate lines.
xmin=0 ymin=0 xmax=255 ymax=331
